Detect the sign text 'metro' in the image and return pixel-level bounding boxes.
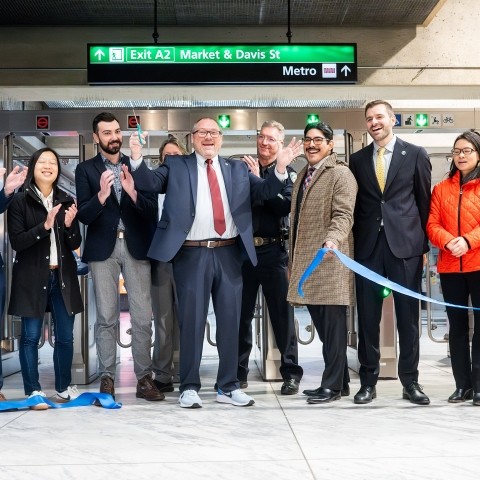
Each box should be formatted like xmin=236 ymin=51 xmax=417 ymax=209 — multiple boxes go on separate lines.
xmin=87 ymin=44 xmax=357 ymax=85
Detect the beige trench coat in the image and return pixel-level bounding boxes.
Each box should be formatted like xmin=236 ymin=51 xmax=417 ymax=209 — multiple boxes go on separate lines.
xmin=287 ymin=153 xmax=358 ymax=306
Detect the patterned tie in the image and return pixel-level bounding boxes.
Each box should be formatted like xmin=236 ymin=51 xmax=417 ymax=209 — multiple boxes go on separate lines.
xmin=303 ymin=166 xmax=316 ymax=191
xmin=205 ymin=159 xmax=226 ymax=236
xmin=375 ymin=147 xmax=386 ymax=192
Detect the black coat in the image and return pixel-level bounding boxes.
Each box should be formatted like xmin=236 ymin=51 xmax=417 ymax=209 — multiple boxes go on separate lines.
xmin=7 ymin=184 xmax=84 ymax=318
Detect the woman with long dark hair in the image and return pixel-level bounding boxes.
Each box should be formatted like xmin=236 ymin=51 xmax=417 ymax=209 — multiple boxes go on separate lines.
xmin=7 ymin=147 xmax=83 ymax=409
xmin=427 ymin=130 xmax=480 ymax=405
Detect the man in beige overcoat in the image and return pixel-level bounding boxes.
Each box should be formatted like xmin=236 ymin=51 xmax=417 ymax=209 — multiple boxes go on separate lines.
xmin=287 ymin=121 xmax=357 ymax=404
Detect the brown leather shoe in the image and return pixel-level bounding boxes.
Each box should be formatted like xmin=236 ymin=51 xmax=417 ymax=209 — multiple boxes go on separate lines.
xmin=0 ymin=391 xmax=6 ymax=401
xmin=136 ymin=374 xmax=165 ymax=401
xmin=99 ymin=376 xmax=115 ymax=399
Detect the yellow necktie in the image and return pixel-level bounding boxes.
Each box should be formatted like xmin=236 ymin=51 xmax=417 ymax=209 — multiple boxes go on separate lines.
xmin=375 ymin=147 xmax=386 ymax=192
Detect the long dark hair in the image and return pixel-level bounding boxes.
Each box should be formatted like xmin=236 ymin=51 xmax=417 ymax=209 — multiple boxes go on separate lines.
xmin=449 ymin=130 xmax=480 ymax=180
xmin=25 ymin=147 xmax=62 ymax=190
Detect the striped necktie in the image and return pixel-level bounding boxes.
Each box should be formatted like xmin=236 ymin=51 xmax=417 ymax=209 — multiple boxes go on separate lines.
xmin=303 ymin=166 xmax=316 ymax=191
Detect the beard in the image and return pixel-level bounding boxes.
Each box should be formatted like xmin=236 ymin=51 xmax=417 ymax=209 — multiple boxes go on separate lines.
xmin=99 ymin=138 xmax=122 ymax=155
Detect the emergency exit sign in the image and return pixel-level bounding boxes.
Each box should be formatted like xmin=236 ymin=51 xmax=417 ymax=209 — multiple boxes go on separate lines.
xmin=87 ymin=43 xmax=357 ymax=85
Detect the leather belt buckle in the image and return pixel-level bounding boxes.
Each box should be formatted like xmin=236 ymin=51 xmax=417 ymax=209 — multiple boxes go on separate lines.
xmin=117 ymin=231 xmax=125 ymax=239
xmin=207 ymin=240 xmax=217 ymax=248
xmin=253 ymin=237 xmax=264 ymax=247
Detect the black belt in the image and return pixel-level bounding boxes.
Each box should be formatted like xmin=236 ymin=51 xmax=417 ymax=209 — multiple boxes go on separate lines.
xmin=183 ymin=238 xmax=237 ymax=248
xmin=253 ymin=236 xmax=280 ymax=247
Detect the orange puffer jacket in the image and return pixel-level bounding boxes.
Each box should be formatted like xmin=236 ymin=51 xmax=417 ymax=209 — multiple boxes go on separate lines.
xmin=427 ymin=171 xmax=480 ymax=273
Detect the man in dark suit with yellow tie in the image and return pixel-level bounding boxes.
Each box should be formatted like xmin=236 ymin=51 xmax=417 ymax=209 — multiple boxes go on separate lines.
xmin=128 ymin=117 xmax=302 ymax=409
xmin=349 ymin=100 xmax=432 ymax=405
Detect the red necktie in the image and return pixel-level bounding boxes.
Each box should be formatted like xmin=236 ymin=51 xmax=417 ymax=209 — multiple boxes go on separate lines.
xmin=205 ymin=159 xmax=226 ymax=236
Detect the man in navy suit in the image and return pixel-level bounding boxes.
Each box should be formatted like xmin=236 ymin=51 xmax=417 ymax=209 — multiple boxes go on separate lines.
xmin=349 ymin=100 xmax=432 ymax=405
xmin=0 ymin=166 xmax=28 ymax=401
xmin=128 ymin=117 xmax=302 ymax=408
xmin=75 ymin=112 xmax=163 ymax=403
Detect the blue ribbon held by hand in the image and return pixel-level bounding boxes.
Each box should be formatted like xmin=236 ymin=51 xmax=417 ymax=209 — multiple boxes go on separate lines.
xmin=298 ymin=247 xmax=480 ymax=311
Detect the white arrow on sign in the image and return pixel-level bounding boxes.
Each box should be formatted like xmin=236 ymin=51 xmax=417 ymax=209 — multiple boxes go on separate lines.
xmin=341 ymin=65 xmax=351 ymax=76
xmin=94 ymin=50 xmax=106 ymax=60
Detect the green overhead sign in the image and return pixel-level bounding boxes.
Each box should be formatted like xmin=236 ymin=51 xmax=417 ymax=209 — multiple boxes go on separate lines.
xmin=87 ymin=43 xmax=357 ymax=85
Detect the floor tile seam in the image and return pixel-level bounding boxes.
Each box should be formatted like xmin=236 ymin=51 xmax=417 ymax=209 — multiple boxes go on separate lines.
xmin=269 ymin=382 xmax=318 ymax=479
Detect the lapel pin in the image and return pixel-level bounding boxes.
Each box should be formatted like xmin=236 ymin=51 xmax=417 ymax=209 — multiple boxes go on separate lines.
xmin=401 ymin=150 xmax=406 ymax=156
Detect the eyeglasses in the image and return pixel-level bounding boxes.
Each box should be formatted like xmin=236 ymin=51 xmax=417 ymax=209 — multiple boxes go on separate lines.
xmin=451 ymin=148 xmax=476 ymax=156
xmin=192 ymin=130 xmax=222 ymax=138
xmin=257 ymin=134 xmax=281 ymax=144
xmin=303 ymin=136 xmax=329 ymax=146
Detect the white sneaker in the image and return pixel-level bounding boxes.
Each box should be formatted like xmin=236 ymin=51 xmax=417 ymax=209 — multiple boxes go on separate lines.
xmin=178 ymin=389 xmax=202 ymax=408
xmin=216 ymin=388 xmax=255 ymax=407
xmin=28 ymin=390 xmax=49 ymax=410
xmin=55 ymin=385 xmax=80 ymax=402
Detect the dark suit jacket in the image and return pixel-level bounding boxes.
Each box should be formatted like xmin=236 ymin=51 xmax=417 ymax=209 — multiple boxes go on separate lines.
xmin=132 ymin=153 xmax=286 ymax=266
xmin=75 ymin=153 xmax=158 ymax=262
xmin=349 ymin=137 xmax=431 ymax=260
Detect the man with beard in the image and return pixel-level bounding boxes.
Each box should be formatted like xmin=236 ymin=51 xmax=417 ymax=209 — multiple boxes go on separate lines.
xmin=349 ymin=100 xmax=432 ymax=405
xmin=75 ymin=112 xmax=163 ymax=402
xmin=238 ymin=120 xmax=303 ymax=394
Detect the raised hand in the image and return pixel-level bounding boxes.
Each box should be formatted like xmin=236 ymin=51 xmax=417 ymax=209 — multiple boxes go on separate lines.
xmin=64 ymin=203 xmax=78 ymax=228
xmin=120 ymin=164 xmax=136 ymax=201
xmin=3 ymin=166 xmax=28 ymax=196
xmin=276 ymin=137 xmax=303 ymax=173
xmin=242 ymin=155 xmax=260 ymax=177
xmin=44 ymin=204 xmax=62 ymax=231
xmin=129 ymin=130 xmax=148 ymax=160
xmin=98 ymin=170 xmax=115 ymax=205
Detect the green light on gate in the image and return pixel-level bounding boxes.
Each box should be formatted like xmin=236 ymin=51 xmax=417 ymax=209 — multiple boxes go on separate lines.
xmin=218 ymin=114 xmax=231 ymax=129
xmin=415 ymin=114 xmax=429 ymax=128
xmin=307 ymin=113 xmax=320 ymax=124
xmin=381 ymin=287 xmax=392 ymax=298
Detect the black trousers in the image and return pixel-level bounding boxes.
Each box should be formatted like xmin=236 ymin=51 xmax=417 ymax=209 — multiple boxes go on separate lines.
xmin=238 ymin=243 xmax=303 ymax=382
xmin=440 ymin=270 xmax=480 ymax=392
xmin=173 ymin=244 xmax=243 ymax=393
xmin=307 ymin=304 xmax=349 ymax=391
xmin=355 ymin=230 xmax=423 ymax=387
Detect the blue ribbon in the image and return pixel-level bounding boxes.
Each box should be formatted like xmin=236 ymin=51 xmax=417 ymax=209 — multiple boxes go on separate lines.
xmin=298 ymin=247 xmax=480 ymax=311
xmin=0 ymin=392 xmax=122 ymax=412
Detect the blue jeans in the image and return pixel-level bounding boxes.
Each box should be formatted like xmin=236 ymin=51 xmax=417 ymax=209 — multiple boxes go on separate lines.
xmin=19 ymin=270 xmax=75 ymax=395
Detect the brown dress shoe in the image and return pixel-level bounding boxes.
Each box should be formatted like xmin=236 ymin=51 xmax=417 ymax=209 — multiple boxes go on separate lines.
xmin=136 ymin=375 xmax=165 ymax=401
xmin=99 ymin=376 xmax=115 ymax=400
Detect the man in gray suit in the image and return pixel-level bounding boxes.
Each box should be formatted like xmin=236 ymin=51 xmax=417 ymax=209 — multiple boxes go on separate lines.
xmin=349 ymin=100 xmax=432 ymax=405
xmin=128 ymin=117 xmax=302 ymax=408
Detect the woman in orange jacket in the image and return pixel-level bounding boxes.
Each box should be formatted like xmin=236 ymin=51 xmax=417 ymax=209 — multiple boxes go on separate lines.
xmin=427 ymin=130 xmax=480 ymax=406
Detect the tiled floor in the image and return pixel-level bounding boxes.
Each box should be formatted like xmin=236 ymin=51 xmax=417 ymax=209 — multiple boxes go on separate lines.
xmin=1 ymin=322 xmax=480 ymax=479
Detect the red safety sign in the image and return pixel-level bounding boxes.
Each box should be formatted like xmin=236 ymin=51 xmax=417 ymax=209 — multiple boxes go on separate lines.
xmin=127 ymin=115 xmax=139 ymax=129
xmin=36 ymin=115 xmax=50 ymax=130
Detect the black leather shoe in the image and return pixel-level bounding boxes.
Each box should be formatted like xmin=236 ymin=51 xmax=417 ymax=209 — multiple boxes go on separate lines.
xmin=306 ymin=388 xmax=341 ymax=404
xmin=153 ymin=379 xmax=175 ymax=393
xmin=354 ymin=385 xmax=376 ymax=404
xmin=281 ymin=379 xmax=299 ymax=395
xmin=403 ymin=382 xmax=430 ymax=405
xmin=304 ymin=384 xmax=350 ymax=397
xmin=448 ymin=388 xmax=473 ymax=403
xmin=473 ymin=392 xmax=480 ymax=406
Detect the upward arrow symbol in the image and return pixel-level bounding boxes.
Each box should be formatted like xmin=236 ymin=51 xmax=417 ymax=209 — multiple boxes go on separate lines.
xmin=94 ymin=50 xmax=106 ymax=61
xmin=341 ymin=65 xmax=351 ymax=77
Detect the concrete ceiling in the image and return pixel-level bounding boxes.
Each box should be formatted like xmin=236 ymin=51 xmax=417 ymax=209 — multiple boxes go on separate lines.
xmin=1 ymin=0 xmax=443 ymax=27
